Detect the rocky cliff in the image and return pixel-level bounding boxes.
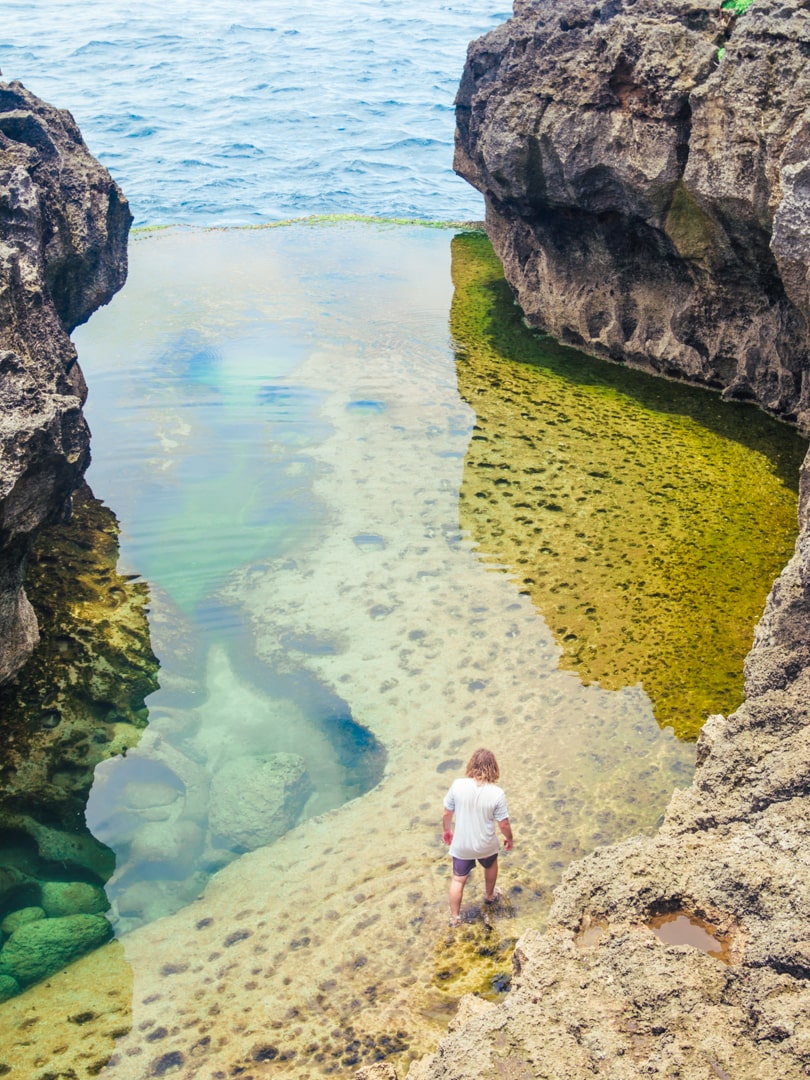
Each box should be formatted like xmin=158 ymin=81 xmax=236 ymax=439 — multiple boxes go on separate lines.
xmin=455 ymin=0 xmax=810 ymax=433
xmin=0 ymin=81 xmax=130 ymax=684
xmin=403 ymin=1 xmax=810 ymax=1075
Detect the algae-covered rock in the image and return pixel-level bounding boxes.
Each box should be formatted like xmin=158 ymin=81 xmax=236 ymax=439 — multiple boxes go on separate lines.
xmin=0 ymin=906 xmax=45 ymax=935
xmin=456 ymin=0 xmax=810 ymax=433
xmin=0 ymin=974 xmax=19 ymax=1003
xmin=209 ymin=753 xmax=312 ymax=851
xmin=40 ymin=881 xmax=109 ymax=918
xmin=0 ymin=913 xmax=113 ymax=987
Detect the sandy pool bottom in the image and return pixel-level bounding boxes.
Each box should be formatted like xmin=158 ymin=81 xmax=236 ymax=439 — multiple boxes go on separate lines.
xmin=0 ymin=225 xmax=698 ymax=1080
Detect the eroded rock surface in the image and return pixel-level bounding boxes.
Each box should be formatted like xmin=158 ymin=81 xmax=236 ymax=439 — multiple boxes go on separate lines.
xmin=0 ymin=80 xmax=130 ymax=683
xmin=455 ymin=0 xmax=810 ymax=431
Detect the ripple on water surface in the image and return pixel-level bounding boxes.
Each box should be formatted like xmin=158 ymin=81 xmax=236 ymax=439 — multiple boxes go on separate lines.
xmin=0 ymin=0 xmax=508 ymax=224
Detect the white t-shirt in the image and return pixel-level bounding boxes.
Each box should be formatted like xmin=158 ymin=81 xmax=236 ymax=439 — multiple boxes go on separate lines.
xmin=443 ymin=777 xmax=509 ymax=860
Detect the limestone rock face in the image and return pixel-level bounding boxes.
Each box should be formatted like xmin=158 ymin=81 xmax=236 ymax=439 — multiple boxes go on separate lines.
xmin=402 ymin=3 xmax=810 ymax=1075
xmin=0 ymin=81 xmax=131 ymax=683
xmin=455 ymin=0 xmax=810 ymax=431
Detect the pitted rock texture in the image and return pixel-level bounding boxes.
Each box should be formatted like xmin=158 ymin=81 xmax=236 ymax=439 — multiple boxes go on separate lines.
xmin=409 ymin=452 xmax=810 ymax=1076
xmin=0 ymin=81 xmax=130 ymax=683
xmin=455 ymin=0 xmax=810 ymax=432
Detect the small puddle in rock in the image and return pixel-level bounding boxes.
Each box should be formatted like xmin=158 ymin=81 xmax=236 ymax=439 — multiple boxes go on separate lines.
xmin=649 ymin=912 xmax=733 ymax=963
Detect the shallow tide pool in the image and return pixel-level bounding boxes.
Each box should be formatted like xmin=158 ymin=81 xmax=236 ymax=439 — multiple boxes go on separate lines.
xmin=0 ymin=221 xmax=804 ymax=1078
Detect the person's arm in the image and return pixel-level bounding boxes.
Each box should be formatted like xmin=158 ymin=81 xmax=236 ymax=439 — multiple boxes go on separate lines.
xmin=442 ymin=808 xmax=454 ymax=845
xmin=498 ymin=817 xmax=513 ymax=851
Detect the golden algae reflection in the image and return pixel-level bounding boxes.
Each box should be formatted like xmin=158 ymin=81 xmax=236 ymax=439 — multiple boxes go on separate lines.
xmin=450 ymin=232 xmax=806 ymax=739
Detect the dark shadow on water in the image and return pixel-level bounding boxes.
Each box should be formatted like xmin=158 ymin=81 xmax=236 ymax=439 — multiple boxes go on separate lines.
xmin=457 ymin=232 xmax=805 ymax=491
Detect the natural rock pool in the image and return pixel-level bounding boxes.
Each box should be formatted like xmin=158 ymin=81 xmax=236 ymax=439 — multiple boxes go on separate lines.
xmin=0 ymin=222 xmax=805 ymax=1077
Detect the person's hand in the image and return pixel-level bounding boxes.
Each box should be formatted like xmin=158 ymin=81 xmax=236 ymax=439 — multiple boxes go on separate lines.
xmin=442 ymin=830 xmax=453 ymax=845
xmin=503 ymin=837 xmax=513 ymax=851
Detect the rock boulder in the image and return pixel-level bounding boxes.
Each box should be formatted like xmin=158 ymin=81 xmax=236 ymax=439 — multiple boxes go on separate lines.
xmin=0 ymin=81 xmax=130 ymax=683
xmin=209 ymin=753 xmax=312 ymax=852
xmin=455 ymin=0 xmax=810 ymax=431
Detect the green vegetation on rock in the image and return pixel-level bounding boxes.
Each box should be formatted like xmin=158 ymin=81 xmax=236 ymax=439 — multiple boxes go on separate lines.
xmin=0 ymin=482 xmax=158 ymax=1000
xmin=0 ymin=914 xmax=113 ymax=987
xmin=721 ymin=0 xmax=755 ymax=14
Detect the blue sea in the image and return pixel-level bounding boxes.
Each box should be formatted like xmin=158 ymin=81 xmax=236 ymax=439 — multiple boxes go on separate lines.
xmin=1 ymin=0 xmax=509 ymax=225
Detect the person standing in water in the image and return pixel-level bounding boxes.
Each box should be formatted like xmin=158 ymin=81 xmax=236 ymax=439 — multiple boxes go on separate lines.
xmin=442 ymin=747 xmax=513 ymax=927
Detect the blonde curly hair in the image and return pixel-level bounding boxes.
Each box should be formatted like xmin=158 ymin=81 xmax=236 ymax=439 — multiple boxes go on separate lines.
xmin=465 ymin=748 xmax=500 ymax=784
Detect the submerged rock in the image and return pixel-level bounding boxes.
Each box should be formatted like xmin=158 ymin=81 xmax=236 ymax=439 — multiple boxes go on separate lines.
xmin=40 ymin=881 xmax=109 ymax=918
xmin=209 ymin=753 xmax=312 ymax=851
xmin=0 ymin=913 xmax=112 ymax=987
xmin=455 ymin=0 xmax=810 ymax=432
xmin=0 ymin=906 xmax=45 ymax=935
xmin=0 ymin=81 xmax=130 ymax=684
xmin=405 ymin=3 xmax=810 ymax=1074
xmin=0 ymin=975 xmax=19 ymax=1003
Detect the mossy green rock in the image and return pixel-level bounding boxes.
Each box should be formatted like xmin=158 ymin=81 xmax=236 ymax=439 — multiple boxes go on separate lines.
xmin=0 ymin=907 xmax=46 ymax=935
xmin=0 ymin=913 xmax=113 ymax=987
xmin=40 ymin=881 xmax=109 ymax=917
xmin=0 ymin=974 xmax=20 ymax=1002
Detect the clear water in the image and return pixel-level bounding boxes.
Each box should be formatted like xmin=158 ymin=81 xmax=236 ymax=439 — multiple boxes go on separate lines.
xmin=0 ymin=2 xmax=804 ymax=1073
xmin=1 ymin=221 xmax=784 ymax=1072
xmin=0 ymin=0 xmax=507 ymax=225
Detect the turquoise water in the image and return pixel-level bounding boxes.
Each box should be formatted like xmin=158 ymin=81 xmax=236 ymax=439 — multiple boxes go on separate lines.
xmin=0 ymin=0 xmax=507 ymax=225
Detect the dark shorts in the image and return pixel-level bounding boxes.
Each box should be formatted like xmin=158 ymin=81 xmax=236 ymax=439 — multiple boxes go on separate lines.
xmin=452 ymin=853 xmax=498 ymax=877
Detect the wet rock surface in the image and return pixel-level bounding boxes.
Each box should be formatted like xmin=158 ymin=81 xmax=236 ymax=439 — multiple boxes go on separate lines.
xmin=380 ymin=15 xmax=810 ymax=1078
xmin=455 ymin=0 xmax=810 ymax=432
xmin=0 ymin=483 xmax=158 ymax=999
xmin=404 ymin=2 xmax=810 ymax=1075
xmin=0 ymin=80 xmax=130 ymax=683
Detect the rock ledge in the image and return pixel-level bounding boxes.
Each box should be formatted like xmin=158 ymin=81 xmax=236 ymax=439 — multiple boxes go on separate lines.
xmin=410 ymin=1 xmax=810 ymax=1074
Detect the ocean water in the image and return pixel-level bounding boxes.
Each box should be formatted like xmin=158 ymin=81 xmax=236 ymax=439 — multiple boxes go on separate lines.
xmin=0 ymin=0 xmax=508 ymax=225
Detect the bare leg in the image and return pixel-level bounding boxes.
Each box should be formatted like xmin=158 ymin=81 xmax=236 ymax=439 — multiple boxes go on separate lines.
xmin=449 ymin=874 xmax=468 ymax=923
xmin=483 ymin=857 xmax=500 ymax=902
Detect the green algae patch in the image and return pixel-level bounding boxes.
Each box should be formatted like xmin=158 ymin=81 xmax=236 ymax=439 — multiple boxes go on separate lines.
xmin=665 ymin=182 xmax=716 ymax=262
xmin=433 ymin=904 xmax=517 ymax=1001
xmin=0 ymin=482 xmax=158 ymax=999
xmin=450 ymin=232 xmax=806 ymax=739
xmin=0 ymin=481 xmax=158 ymax=800
xmin=131 ymin=215 xmax=485 ymax=240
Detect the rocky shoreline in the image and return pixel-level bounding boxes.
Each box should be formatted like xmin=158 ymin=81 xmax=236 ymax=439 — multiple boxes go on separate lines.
xmin=392 ymin=1 xmax=810 ymax=1075
xmin=0 ymin=80 xmax=130 ymax=685
xmin=0 ymin=84 xmax=152 ymax=1002
xmin=1 ymin=10 xmax=810 ymax=1072
xmin=403 ymin=458 xmax=810 ymax=1077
